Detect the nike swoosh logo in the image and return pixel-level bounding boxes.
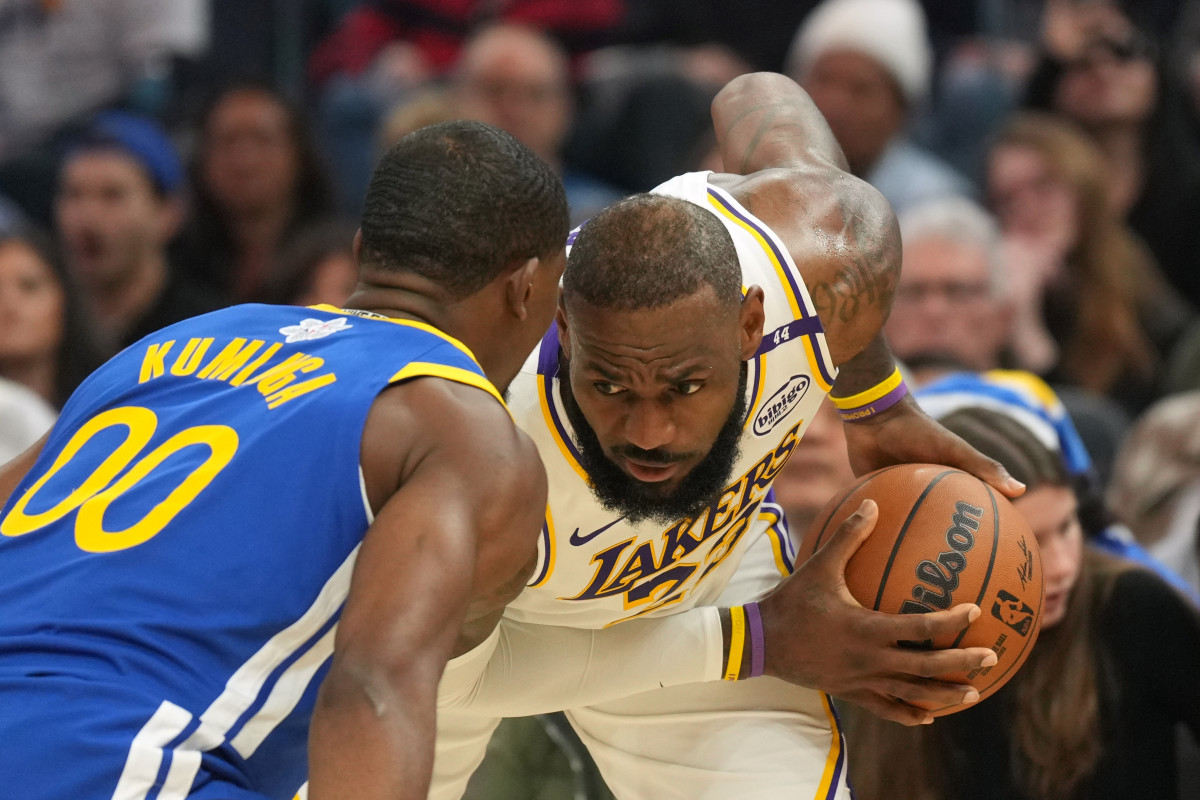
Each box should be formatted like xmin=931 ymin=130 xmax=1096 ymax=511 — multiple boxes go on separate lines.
xmin=569 ymin=517 xmax=624 ymax=546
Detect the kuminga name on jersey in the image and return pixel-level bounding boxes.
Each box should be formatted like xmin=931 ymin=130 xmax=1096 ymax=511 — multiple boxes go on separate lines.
xmin=0 ymin=303 xmax=503 ymax=800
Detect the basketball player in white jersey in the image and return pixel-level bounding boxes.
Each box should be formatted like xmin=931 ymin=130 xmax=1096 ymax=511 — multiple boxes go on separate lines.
xmin=431 ymin=72 xmax=1025 ymax=800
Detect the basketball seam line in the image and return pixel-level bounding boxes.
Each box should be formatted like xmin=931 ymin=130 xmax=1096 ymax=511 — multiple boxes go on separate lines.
xmin=950 ymin=484 xmax=1000 ymax=650
xmin=929 ymin=485 xmax=1034 ymax=715
xmin=810 ymin=464 xmax=907 ymax=553
xmin=872 ymin=469 xmax=958 ymax=612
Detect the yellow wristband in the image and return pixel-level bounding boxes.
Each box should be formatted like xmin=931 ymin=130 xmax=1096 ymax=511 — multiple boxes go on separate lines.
xmin=830 ymin=367 xmax=904 ymax=410
xmin=724 ymin=605 xmax=746 ymax=681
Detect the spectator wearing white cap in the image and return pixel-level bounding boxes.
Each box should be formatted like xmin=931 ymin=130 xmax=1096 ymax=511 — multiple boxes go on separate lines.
xmin=786 ymin=0 xmax=975 ymax=213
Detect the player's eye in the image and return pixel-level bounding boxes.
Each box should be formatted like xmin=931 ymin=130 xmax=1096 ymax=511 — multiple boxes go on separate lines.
xmin=593 ymin=382 xmax=625 ymax=396
xmin=674 ymin=382 xmax=703 ymax=396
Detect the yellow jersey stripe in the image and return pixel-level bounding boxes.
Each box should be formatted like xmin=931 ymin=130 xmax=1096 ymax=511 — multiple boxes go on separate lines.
xmin=388 ymin=362 xmax=508 ymax=413
xmin=814 ymin=692 xmax=846 ymax=798
xmin=742 ymin=355 xmax=766 ymax=431
xmin=309 ymin=304 xmax=483 ymax=366
xmin=758 ymin=508 xmax=792 ymax=578
xmin=704 ymin=194 xmax=835 ymax=393
xmin=527 ymin=505 xmax=556 ymax=588
xmin=538 ymin=373 xmax=590 ymax=483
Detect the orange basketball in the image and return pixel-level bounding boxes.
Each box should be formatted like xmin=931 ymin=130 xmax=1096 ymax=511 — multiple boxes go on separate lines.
xmin=800 ymin=463 xmax=1044 ymax=716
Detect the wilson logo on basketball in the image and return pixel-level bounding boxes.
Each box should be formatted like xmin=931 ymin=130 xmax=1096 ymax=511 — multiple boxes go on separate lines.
xmin=900 ymin=501 xmax=983 ymax=615
xmin=753 ymin=374 xmax=810 ymax=435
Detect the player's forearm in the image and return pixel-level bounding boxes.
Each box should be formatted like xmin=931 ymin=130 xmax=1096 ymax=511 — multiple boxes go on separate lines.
xmin=439 ymin=607 xmax=725 ymax=716
xmin=309 ymin=662 xmax=441 ymax=799
xmin=711 ymin=72 xmax=849 ymax=175
xmin=830 ymin=334 xmax=902 ymax=401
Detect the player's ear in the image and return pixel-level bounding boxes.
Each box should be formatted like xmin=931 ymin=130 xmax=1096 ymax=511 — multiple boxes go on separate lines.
xmin=352 ymin=229 xmax=364 ymax=267
xmin=504 ymin=257 xmax=539 ymax=321
xmin=739 ymin=286 xmax=766 ymax=359
xmin=555 ymin=296 xmax=571 ymax=353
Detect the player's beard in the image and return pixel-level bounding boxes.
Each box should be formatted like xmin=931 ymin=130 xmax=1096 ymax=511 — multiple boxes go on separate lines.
xmin=560 ymin=360 xmax=748 ymax=525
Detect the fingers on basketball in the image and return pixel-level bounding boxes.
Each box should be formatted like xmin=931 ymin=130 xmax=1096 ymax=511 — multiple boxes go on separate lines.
xmin=798 ymin=463 xmax=1045 ymax=716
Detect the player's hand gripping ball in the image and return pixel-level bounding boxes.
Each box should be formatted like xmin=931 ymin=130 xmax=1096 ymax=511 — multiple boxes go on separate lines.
xmin=801 ymin=463 xmax=1044 ymax=716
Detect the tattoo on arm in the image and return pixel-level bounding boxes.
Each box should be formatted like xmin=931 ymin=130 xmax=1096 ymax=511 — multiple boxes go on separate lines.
xmin=808 ymin=200 xmax=900 ymax=326
xmin=720 ymin=99 xmax=837 ymax=175
xmin=722 ymin=102 xmax=800 ymax=174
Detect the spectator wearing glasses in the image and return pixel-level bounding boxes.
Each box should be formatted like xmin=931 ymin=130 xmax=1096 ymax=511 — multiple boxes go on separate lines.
xmin=885 ymin=193 xmax=1137 ymax=476
xmin=1024 ymin=0 xmax=1200 ymax=307
xmin=986 ymin=111 xmax=1192 ymax=416
xmin=883 ymin=196 xmax=1012 ymax=386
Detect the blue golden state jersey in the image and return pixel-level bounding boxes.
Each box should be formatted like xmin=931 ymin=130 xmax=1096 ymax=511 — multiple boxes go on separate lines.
xmin=505 ymin=171 xmax=839 ymax=629
xmin=0 ymin=303 xmax=502 ymax=800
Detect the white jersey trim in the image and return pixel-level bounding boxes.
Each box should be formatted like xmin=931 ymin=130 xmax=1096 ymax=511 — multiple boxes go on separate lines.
xmin=113 ymin=546 xmax=359 ymax=797
xmin=112 ymin=700 xmax=194 ymax=800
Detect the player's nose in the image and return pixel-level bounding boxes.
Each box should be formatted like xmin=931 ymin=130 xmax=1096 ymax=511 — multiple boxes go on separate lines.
xmin=623 ymin=399 xmax=676 ymax=452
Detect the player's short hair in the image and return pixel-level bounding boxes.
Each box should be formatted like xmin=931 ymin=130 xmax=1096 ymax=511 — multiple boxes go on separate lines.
xmin=563 ymin=194 xmax=742 ymax=311
xmin=359 ymin=120 xmax=568 ymax=298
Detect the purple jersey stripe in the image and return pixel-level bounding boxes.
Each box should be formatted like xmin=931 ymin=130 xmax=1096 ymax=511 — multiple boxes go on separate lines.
xmin=755 ymin=317 xmax=826 ymax=357
xmin=760 ymin=501 xmax=795 ymax=574
xmin=566 ymin=218 xmax=589 ymax=247
xmin=535 ymin=323 xmax=587 ymax=466
xmin=543 ymin=383 xmax=585 ymax=467
xmin=760 ymin=490 xmax=797 ymax=570
xmin=536 ymin=323 xmax=560 ymax=376
xmin=527 ymin=521 xmax=553 ymax=587
xmin=826 ymin=695 xmax=847 ymax=799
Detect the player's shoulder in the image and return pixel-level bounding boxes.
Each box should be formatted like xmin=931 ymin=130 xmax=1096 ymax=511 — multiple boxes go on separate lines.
xmin=710 ymin=166 xmax=892 ymax=235
xmin=394 ymin=376 xmax=545 ymax=512
xmin=377 ymin=374 xmax=514 ymax=449
xmin=711 ymin=167 xmax=899 ymax=363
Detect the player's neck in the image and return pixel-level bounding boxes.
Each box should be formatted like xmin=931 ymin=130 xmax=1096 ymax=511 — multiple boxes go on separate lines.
xmin=344 ymin=273 xmax=527 ymax=391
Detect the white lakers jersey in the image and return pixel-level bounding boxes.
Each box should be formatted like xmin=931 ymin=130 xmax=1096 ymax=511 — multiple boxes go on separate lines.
xmin=505 ymin=171 xmax=839 ymax=628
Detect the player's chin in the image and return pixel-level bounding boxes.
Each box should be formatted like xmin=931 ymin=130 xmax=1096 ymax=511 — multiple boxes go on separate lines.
xmin=622 ymin=474 xmax=676 ymax=498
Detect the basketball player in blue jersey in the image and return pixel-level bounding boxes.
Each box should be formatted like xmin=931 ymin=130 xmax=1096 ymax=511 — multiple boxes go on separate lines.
xmin=0 ymin=121 xmax=569 ymax=800
xmin=432 ymin=73 xmax=1028 ymax=799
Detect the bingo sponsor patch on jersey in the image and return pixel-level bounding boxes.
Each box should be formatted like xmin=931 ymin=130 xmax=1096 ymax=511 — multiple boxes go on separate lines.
xmin=753 ymin=375 xmax=810 ymax=436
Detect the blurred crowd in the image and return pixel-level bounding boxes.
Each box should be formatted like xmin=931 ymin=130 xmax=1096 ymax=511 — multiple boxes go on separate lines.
xmin=1 ymin=0 xmax=1199 ymax=797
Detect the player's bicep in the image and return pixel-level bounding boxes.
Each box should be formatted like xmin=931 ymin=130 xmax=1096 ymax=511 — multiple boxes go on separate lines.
xmin=333 ymin=455 xmax=479 ymax=679
xmin=336 ymin=386 xmax=545 ymax=674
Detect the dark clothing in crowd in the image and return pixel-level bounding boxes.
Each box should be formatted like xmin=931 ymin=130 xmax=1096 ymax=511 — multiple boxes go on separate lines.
xmin=1023 ymin=55 xmax=1200 ymax=307
xmin=937 ymin=569 xmax=1200 ymax=800
xmin=120 ymin=270 xmax=222 ymax=353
